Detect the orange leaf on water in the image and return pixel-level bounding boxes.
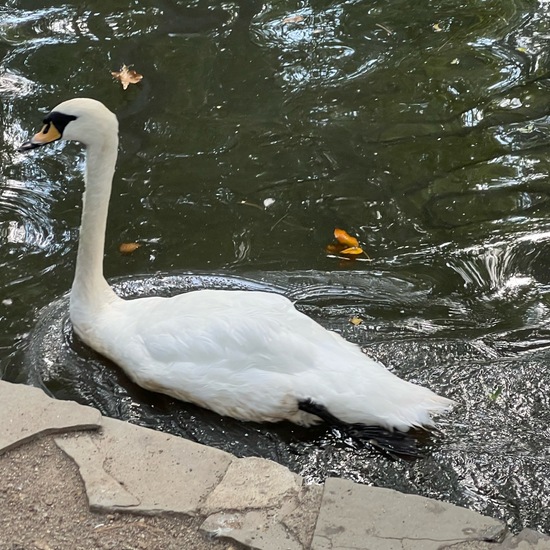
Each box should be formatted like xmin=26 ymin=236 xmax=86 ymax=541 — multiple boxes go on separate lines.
xmin=326 ymin=228 xmax=371 ymax=261
xmin=334 ymin=228 xmax=359 ymax=247
xmin=119 ymin=242 xmax=141 ymax=254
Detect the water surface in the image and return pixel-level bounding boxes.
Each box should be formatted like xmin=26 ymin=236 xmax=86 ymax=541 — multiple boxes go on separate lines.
xmin=2 ymin=0 xmax=550 ymax=534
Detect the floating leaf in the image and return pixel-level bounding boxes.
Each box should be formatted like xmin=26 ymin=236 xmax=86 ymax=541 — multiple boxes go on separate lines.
xmin=340 ymin=246 xmax=364 ymax=255
xmin=432 ymin=22 xmax=443 ymax=32
xmin=119 ymin=242 xmax=141 ymax=254
xmin=111 ymin=64 xmax=143 ymax=90
xmin=350 ymin=317 xmax=363 ymax=326
xmin=334 ymin=228 xmax=359 ymax=247
xmin=326 ymin=228 xmax=371 ymax=261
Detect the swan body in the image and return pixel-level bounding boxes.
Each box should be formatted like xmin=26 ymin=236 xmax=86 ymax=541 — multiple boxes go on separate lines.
xmin=20 ymin=98 xmax=453 ymax=433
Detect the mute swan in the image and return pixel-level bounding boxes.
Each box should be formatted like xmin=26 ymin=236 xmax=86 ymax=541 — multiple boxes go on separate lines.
xmin=19 ymin=98 xmax=453 ymax=444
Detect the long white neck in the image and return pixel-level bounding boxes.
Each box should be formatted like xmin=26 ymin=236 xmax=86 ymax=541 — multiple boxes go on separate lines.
xmin=69 ymin=134 xmax=120 ymax=322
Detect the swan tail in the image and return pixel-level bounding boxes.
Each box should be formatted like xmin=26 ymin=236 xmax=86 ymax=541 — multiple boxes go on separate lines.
xmin=379 ymin=389 xmax=455 ymax=432
xmin=297 ymin=399 xmax=430 ymax=459
xmin=303 ymin=359 xmax=455 ymax=433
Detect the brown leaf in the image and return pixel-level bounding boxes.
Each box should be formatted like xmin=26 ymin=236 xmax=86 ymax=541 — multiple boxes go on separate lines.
xmin=119 ymin=242 xmax=141 ymax=254
xmin=334 ymin=228 xmax=359 ymax=247
xmin=111 ymin=64 xmax=143 ymax=90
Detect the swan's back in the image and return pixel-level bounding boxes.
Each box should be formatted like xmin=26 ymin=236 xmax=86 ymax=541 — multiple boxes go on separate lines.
xmin=85 ymin=289 xmax=452 ymax=431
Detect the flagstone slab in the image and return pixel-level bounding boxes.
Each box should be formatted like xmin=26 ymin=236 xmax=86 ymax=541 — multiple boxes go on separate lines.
xmin=202 ymin=510 xmax=303 ymax=550
xmin=200 ymin=456 xmax=310 ymax=549
xmin=55 ymin=416 xmax=234 ymax=515
xmin=200 ymin=456 xmax=302 ymax=515
xmin=281 ymin=484 xmax=324 ymax=549
xmin=0 ymin=381 xmax=101 ymax=454
xmin=201 ymin=484 xmax=323 ymax=550
xmin=311 ymin=478 xmax=508 ymax=550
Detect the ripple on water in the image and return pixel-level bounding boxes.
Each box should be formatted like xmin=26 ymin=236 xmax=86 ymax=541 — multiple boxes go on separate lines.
xmin=0 ymin=166 xmax=76 ymax=313
xmin=0 ymin=7 xmax=80 ymax=46
xmin=251 ymin=5 xmax=385 ymax=90
xmin=0 ymin=178 xmax=56 ymax=252
xmin=0 ymin=69 xmax=35 ymax=98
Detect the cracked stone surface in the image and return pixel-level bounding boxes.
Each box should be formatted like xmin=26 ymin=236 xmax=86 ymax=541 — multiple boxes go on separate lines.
xmin=281 ymin=484 xmax=324 ymax=549
xmin=0 ymin=380 xmax=101 ymax=454
xmin=201 ymin=456 xmax=302 ymax=514
xmin=55 ymin=416 xmax=234 ymax=515
xmin=201 ymin=484 xmax=324 ymax=550
xmin=311 ymin=478 xmax=508 ymax=550
xmin=202 ymin=510 xmax=303 ymax=550
xmin=200 ymin=457 xmax=313 ymax=550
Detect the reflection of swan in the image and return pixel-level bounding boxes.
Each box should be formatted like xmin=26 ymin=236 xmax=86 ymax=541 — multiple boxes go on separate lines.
xmin=20 ymin=98 xmax=453 ymax=436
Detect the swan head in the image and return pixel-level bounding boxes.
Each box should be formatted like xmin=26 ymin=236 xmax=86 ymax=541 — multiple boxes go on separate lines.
xmin=18 ymin=98 xmax=118 ymax=152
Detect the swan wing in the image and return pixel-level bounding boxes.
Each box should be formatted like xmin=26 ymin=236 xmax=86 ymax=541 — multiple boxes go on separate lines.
xmin=96 ymin=289 xmax=451 ymax=429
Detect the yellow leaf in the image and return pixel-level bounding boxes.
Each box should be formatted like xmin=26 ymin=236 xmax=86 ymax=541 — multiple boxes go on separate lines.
xmin=340 ymin=246 xmax=364 ymax=255
xmin=119 ymin=242 xmax=141 ymax=254
xmin=432 ymin=22 xmax=443 ymax=32
xmin=334 ymin=228 xmax=359 ymax=247
xmin=111 ymin=64 xmax=143 ymax=90
xmin=350 ymin=317 xmax=363 ymax=326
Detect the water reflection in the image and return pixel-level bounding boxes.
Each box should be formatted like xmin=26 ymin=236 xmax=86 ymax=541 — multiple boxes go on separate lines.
xmin=2 ymin=0 xmax=550 ymax=535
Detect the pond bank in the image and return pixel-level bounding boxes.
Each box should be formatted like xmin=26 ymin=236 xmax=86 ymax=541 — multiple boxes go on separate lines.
xmin=1 ymin=380 xmax=548 ymax=550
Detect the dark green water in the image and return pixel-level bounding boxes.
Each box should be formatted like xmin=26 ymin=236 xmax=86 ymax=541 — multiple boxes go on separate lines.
xmin=3 ymin=0 xmax=550 ymax=534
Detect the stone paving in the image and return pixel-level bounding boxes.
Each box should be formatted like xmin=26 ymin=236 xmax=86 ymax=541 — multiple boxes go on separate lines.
xmin=1 ymin=380 xmax=549 ymax=550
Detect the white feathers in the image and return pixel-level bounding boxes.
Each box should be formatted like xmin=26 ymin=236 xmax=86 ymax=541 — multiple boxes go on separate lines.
xmin=37 ymin=98 xmax=453 ymax=433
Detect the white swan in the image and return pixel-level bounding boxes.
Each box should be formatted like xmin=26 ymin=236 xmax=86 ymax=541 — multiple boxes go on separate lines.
xmin=20 ymin=98 xmax=453 ymax=437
